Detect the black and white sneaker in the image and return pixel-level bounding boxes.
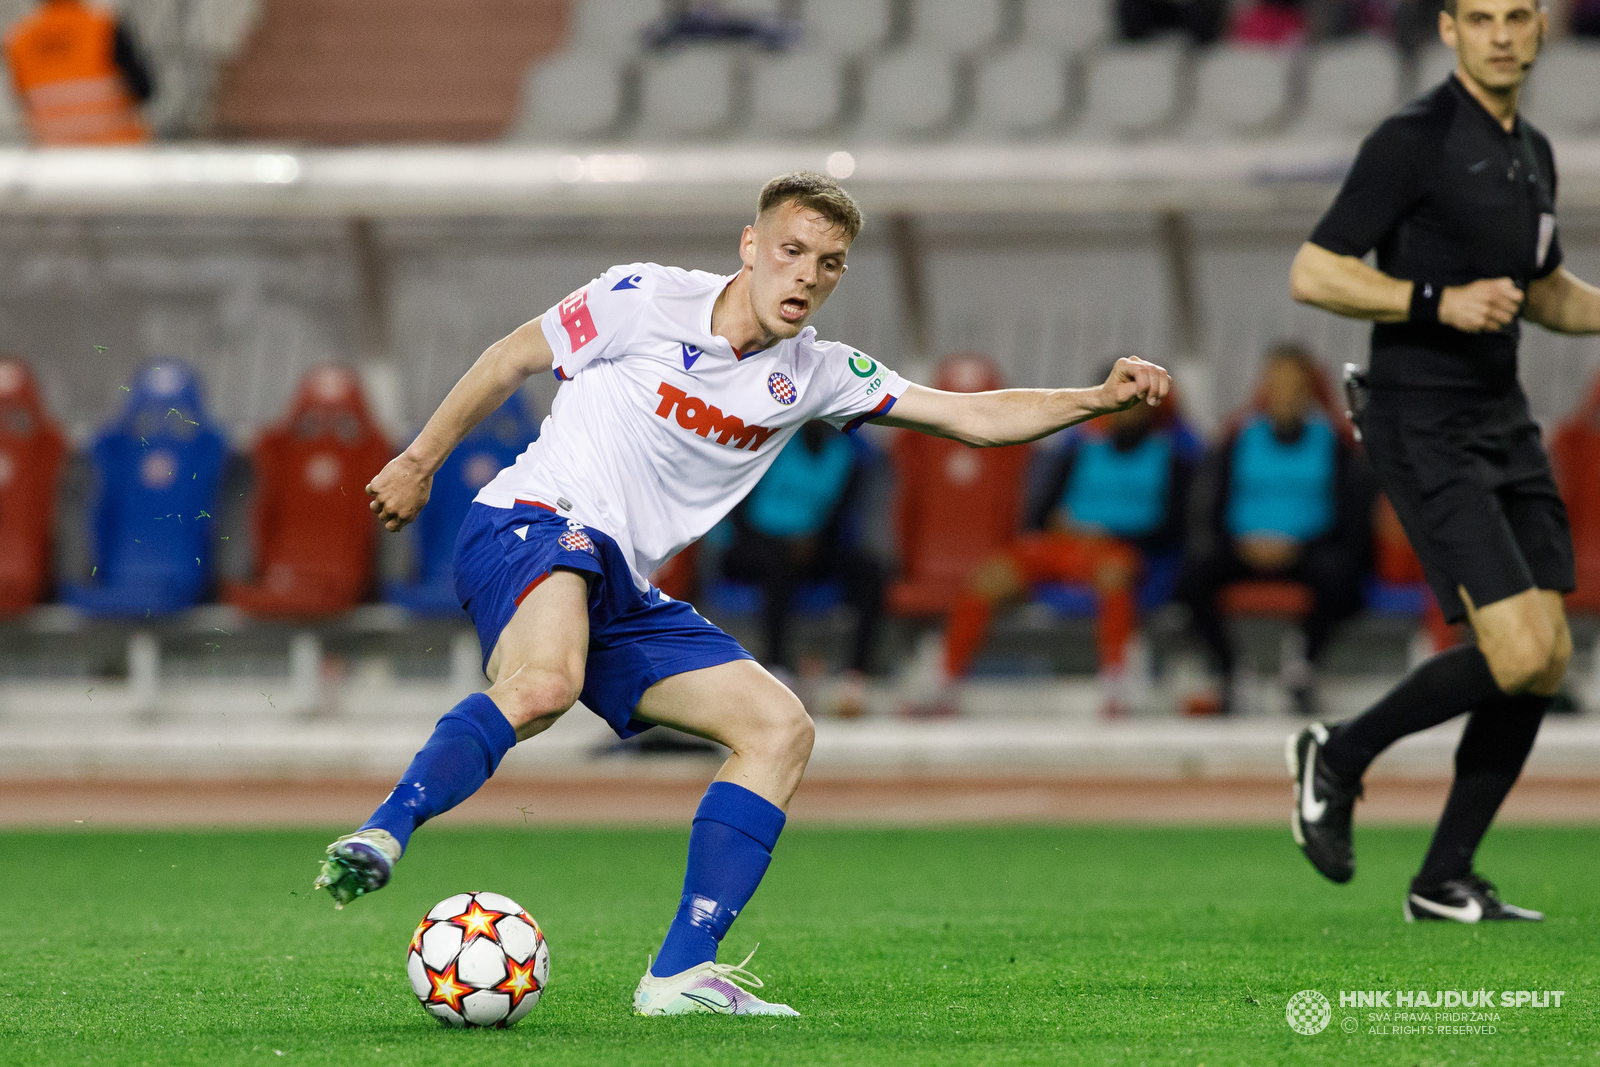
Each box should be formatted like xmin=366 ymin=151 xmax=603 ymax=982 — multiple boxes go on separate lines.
xmin=1405 ymin=873 xmax=1544 ymax=923
xmin=1286 ymin=723 xmax=1362 ymax=883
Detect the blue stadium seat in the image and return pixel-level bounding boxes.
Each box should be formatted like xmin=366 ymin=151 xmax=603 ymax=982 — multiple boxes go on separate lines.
xmin=386 ymin=393 xmax=538 ymax=616
xmin=1032 ymin=550 xmax=1183 ymax=618
xmin=1363 ymin=577 xmax=1430 ymax=616
xmin=706 ymin=579 xmax=845 ymax=617
xmin=64 ymin=360 xmax=227 ymax=617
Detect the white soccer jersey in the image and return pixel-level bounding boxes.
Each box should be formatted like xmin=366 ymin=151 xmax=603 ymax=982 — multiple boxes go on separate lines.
xmin=476 ymin=262 xmax=908 ymax=589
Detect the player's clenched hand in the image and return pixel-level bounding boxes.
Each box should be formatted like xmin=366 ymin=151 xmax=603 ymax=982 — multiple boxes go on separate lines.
xmin=1439 ymin=278 xmax=1523 ymax=333
xmin=1097 ymin=355 xmax=1172 ymax=413
xmin=367 ymin=453 xmax=433 ymax=532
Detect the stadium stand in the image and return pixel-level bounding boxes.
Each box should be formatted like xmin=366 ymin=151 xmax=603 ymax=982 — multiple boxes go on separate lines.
xmin=747 ymin=44 xmax=849 ymax=136
xmin=1293 ymin=38 xmax=1404 ymax=137
xmin=63 ymin=360 xmax=227 ymax=618
xmin=888 ymin=353 xmax=1030 ymax=617
xmin=970 ymin=45 xmax=1073 ymax=138
xmin=1524 ymin=41 xmax=1600 ymax=135
xmin=222 ymin=367 xmax=391 ymax=619
xmin=1074 ymin=41 xmax=1186 ymax=139
xmin=1552 ymin=374 xmax=1600 ymax=614
xmin=0 ymin=358 xmax=66 ymax=616
xmin=1187 ymin=44 xmax=1295 ymax=139
xmin=1019 ymin=0 xmax=1113 ymax=57
xmin=857 ymin=45 xmax=967 ymax=140
xmin=638 ymin=45 xmax=748 ymax=141
xmin=387 ymin=392 xmax=538 ymax=617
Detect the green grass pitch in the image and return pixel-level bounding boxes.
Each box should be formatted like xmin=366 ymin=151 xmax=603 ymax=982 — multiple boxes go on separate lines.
xmin=1 ymin=823 xmax=1594 ymax=1066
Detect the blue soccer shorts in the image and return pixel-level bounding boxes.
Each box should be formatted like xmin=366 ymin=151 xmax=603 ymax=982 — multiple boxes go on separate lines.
xmin=452 ymin=499 xmax=752 ymax=738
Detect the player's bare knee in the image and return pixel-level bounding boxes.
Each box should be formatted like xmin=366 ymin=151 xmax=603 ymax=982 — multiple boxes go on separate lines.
xmin=744 ymin=694 xmax=813 ymax=769
xmin=490 ymin=667 xmax=582 ymax=728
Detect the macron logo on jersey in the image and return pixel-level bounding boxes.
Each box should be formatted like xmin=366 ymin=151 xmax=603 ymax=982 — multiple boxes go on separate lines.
xmin=655 ymin=382 xmax=780 ymax=451
xmin=558 ymin=287 xmax=599 ymax=351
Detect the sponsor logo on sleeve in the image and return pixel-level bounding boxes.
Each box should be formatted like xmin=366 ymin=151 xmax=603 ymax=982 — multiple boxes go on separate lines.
xmin=848 ymin=353 xmax=878 ymax=378
xmin=654 ymin=382 xmax=780 ymax=451
xmin=558 ymin=287 xmax=599 ymax=351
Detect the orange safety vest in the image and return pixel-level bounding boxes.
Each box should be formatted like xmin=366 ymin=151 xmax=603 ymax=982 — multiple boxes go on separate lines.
xmin=4 ymin=0 xmax=148 ymax=145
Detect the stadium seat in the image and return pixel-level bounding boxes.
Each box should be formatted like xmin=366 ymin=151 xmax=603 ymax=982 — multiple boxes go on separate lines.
xmin=1414 ymin=45 xmax=1457 ymax=94
xmin=1295 ymin=39 xmax=1403 ymax=137
xmin=889 ymin=353 xmax=1030 ymax=616
xmin=507 ymin=50 xmax=636 ymax=141
xmin=63 ymin=360 xmax=228 ymax=618
xmin=1220 ymin=580 xmax=1312 ymax=617
xmin=749 ymin=48 xmax=849 ymax=136
xmin=223 ymin=367 xmax=392 ymax=619
xmin=857 ymin=47 xmax=966 ymax=139
xmin=567 ymin=0 xmax=666 ymax=54
xmin=907 ymin=0 xmax=1009 ymax=52
xmin=1073 ymin=42 xmax=1185 ymax=139
xmin=0 ymin=67 xmax=24 ymax=143
xmin=971 ymin=46 xmax=1073 ymax=138
xmin=387 ymin=392 xmax=538 ymax=616
xmin=1018 ymin=0 xmax=1111 ymax=56
xmin=0 ymin=358 xmax=67 ymax=616
xmin=795 ymin=0 xmax=897 ymax=56
xmin=1552 ymin=376 xmax=1600 ymax=613
xmin=188 ymin=0 xmax=264 ymax=60
xmin=1187 ymin=46 xmax=1294 ymax=139
xmin=1524 ymin=43 xmax=1600 ymax=135
xmin=638 ymin=47 xmax=747 ymax=139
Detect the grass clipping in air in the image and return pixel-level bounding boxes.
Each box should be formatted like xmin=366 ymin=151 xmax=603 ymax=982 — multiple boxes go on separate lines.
xmin=0 ymin=826 xmax=1593 ymax=1065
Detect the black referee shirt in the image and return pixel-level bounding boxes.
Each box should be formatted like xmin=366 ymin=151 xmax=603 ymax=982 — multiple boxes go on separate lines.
xmin=1309 ymin=74 xmax=1562 ymax=393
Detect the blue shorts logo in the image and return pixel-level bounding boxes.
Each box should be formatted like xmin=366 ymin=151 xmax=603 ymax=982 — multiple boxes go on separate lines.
xmin=559 ymin=520 xmax=595 ymax=554
xmin=767 ymin=372 xmax=797 ymax=406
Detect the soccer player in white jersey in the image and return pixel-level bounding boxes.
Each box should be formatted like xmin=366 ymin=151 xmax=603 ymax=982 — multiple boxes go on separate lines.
xmin=315 ymin=172 xmax=1170 ymax=1016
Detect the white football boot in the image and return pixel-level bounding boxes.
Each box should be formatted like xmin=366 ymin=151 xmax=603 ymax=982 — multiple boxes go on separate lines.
xmin=632 ymin=945 xmax=800 ymax=1017
xmin=312 ymin=828 xmax=401 ymax=908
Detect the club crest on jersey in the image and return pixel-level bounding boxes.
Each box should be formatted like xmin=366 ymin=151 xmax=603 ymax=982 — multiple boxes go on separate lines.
xmin=767 ymin=372 xmax=797 ymax=406
xmin=655 ymin=382 xmax=780 ymax=451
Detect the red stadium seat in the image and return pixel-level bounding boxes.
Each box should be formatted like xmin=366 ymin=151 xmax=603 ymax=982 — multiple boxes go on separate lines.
xmin=888 ymin=353 xmax=1030 ymax=617
xmin=1219 ymin=580 xmax=1312 ymax=617
xmin=1552 ymin=377 xmax=1600 ymax=613
xmin=224 ymin=367 xmax=393 ymax=618
xmin=0 ymin=358 xmax=66 ymax=616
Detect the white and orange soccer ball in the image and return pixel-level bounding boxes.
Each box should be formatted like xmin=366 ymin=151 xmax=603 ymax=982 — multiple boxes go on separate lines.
xmin=406 ymin=891 xmax=550 ymax=1028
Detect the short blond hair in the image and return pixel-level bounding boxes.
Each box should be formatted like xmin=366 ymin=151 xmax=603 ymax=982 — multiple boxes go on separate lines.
xmin=757 ymin=171 xmax=864 ymax=243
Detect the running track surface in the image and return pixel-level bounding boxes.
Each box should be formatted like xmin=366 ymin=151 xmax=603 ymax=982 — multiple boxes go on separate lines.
xmin=3 ymin=774 xmax=1597 ymax=827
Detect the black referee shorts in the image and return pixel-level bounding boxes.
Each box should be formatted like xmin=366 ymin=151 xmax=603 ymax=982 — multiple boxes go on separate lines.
xmin=1360 ymin=384 xmax=1574 ymax=624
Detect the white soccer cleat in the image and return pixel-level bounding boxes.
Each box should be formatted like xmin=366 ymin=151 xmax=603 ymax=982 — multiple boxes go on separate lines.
xmin=632 ymin=945 xmax=800 ymax=1017
xmin=313 ymin=828 xmax=401 ymax=909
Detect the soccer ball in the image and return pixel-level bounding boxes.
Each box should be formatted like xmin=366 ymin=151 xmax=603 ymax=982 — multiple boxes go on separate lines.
xmin=406 ymin=891 xmax=550 ymax=1028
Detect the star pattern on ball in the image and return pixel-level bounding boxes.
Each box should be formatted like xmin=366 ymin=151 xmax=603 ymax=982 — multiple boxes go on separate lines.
xmin=409 ymin=919 xmax=431 ymax=955
xmin=496 ymin=957 xmax=541 ymax=1010
xmin=426 ymin=962 xmax=471 ymax=1013
xmin=448 ymin=899 xmax=505 ymax=943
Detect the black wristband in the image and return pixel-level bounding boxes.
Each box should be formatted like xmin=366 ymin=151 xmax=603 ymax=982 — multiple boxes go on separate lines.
xmin=1409 ymin=280 xmax=1441 ymax=323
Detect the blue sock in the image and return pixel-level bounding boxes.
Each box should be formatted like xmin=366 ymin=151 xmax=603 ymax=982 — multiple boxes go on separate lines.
xmin=651 ymin=781 xmax=786 ymax=978
xmin=360 ymin=693 xmax=517 ymax=854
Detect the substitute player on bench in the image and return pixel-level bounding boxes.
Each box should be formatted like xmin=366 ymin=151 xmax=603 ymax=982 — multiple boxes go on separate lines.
xmin=313 ymin=172 xmax=1170 ymax=1012
xmin=1287 ymin=0 xmax=1600 ymax=921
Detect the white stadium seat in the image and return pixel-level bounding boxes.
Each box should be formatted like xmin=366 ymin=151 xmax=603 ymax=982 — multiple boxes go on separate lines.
xmin=1414 ymin=45 xmax=1458 ymax=95
xmin=506 ymin=50 xmax=634 ymax=141
xmin=971 ymin=46 xmax=1072 ymax=138
xmin=568 ymin=0 xmax=666 ymax=54
xmin=1019 ymin=0 xmax=1111 ymax=56
xmin=1296 ymin=39 xmax=1403 ymax=137
xmin=749 ymin=49 xmax=849 ymax=137
xmin=1524 ymin=43 xmax=1600 ymax=135
xmin=638 ymin=48 xmax=746 ymax=140
xmin=1187 ymin=46 xmax=1294 ymax=139
xmin=908 ymin=0 xmax=1009 ymax=52
xmin=1074 ymin=42 xmax=1185 ymax=139
xmin=857 ymin=46 xmax=964 ymax=139
xmin=795 ymin=0 xmax=896 ymax=56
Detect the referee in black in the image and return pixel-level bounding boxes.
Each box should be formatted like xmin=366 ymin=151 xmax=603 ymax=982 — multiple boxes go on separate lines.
xmin=1284 ymin=0 xmax=1600 ymax=921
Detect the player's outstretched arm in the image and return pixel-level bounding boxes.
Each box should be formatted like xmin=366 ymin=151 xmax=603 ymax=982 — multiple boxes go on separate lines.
xmin=1526 ymin=268 xmax=1600 ymax=335
xmin=367 ymin=317 xmax=555 ymax=532
xmin=877 ymin=355 xmax=1170 ymax=448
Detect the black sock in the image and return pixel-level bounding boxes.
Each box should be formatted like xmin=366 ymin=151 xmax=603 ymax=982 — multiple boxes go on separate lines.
xmin=1321 ymin=645 xmax=1503 ymax=780
xmin=1416 ymin=693 xmax=1549 ymax=886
